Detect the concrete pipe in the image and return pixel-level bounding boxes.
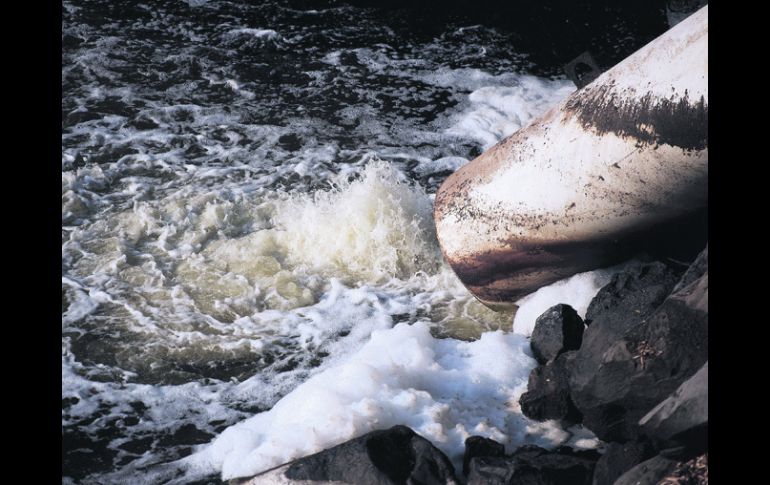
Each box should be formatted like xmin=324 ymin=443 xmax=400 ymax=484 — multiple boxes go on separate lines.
xmin=434 ymin=6 xmax=708 ymax=310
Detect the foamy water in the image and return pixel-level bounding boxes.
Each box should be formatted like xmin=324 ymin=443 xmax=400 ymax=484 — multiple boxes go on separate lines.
xmin=56 ymin=1 xmax=630 ymax=483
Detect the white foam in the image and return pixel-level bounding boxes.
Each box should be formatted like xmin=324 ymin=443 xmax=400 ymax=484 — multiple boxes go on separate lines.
xmin=64 ymin=147 xmax=623 ymax=482
xmin=225 ymin=28 xmax=280 ymax=40
xmin=62 ymin=13 xmax=605 ymax=482
xmin=62 ymin=158 xmax=504 ymax=414
xmin=512 ymin=262 xmax=634 ymax=336
xmin=273 ymin=160 xmax=441 ymax=283
xmin=446 ymin=77 xmax=574 ymax=150
xmin=61 ymin=336 xmax=247 ymax=484
xmin=61 ymin=278 xmax=99 ymax=327
xmin=414 ymin=156 xmax=469 ymax=175
xmin=183 ymin=321 xmax=565 ymax=480
xmin=181 ymin=263 xmax=623 ymax=481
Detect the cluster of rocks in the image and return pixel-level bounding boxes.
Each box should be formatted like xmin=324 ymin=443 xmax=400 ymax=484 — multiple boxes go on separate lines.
xmin=520 ymin=245 xmax=708 ymax=484
xmin=463 ymin=440 xmax=599 ymax=485
xmin=234 ymin=246 xmax=708 ymax=485
xmin=233 ymin=425 xmax=600 ymax=485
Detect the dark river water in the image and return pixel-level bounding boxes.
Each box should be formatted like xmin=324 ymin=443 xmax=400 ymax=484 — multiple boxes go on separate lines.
xmin=62 ymin=1 xmax=672 ymax=483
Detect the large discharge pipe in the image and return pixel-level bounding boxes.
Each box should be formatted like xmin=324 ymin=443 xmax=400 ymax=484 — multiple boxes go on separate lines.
xmin=434 ymin=6 xmax=707 ymax=310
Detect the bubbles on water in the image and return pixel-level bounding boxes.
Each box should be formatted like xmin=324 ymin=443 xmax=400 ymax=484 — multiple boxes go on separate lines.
xmin=61 ymin=0 xmax=582 ymax=482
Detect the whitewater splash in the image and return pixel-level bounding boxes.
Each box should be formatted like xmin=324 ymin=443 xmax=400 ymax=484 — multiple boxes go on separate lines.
xmin=63 ymin=157 xmax=626 ymax=484
xmin=63 ymin=162 xmax=523 ymax=483
xmin=181 ymin=271 xmax=618 ymax=481
xmin=61 ymin=1 xmax=609 ymax=483
xmin=63 ymin=161 xmax=501 ymax=385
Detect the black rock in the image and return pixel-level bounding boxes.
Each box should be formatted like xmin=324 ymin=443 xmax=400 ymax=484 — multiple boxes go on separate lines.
xmin=466 ymin=456 xmax=514 ymax=485
xmin=515 ymin=446 xmax=599 ymax=485
xmin=467 ymin=446 xmax=599 ymax=485
xmin=513 ymin=444 xmax=601 ymax=463
xmin=530 ymin=304 xmax=585 ymax=364
xmin=639 ymin=361 xmax=708 ymax=459
xmin=612 ymin=455 xmax=679 ymax=485
xmin=568 ymin=259 xmax=706 ymax=442
xmin=591 ymin=266 xmax=708 ymax=441
xmin=584 ymin=261 xmax=683 ymax=327
xmin=591 ymin=439 xmax=655 ymax=485
xmin=463 ymin=436 xmax=505 ymax=476
xmin=671 ymin=245 xmax=708 ymax=294
xmin=520 ymin=351 xmax=582 ymax=423
xmin=658 ymin=453 xmax=708 ymax=484
xmin=284 ymin=425 xmax=457 ymax=485
xmin=569 ymin=261 xmax=683 ymax=434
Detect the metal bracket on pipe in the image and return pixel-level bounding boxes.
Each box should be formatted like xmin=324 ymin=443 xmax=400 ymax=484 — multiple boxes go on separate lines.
xmin=564 ymin=51 xmax=602 ymax=88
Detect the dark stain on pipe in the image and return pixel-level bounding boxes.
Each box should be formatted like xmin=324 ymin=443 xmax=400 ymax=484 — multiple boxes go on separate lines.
xmin=566 ymin=83 xmax=708 ymax=151
xmin=446 ymin=208 xmax=707 ymax=306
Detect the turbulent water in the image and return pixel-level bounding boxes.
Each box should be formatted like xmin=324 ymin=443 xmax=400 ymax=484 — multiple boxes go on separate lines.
xmin=58 ymin=1 xmax=624 ymax=483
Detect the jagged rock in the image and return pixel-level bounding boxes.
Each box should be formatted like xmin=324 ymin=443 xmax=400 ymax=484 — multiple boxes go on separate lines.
xmin=591 ymin=439 xmax=655 ymax=485
xmin=583 ymin=261 xmax=683 ymax=327
xmin=568 ymin=257 xmax=707 ymax=442
xmin=463 ymin=436 xmax=505 ymax=476
xmin=283 ymin=425 xmax=457 ymax=485
xmin=514 ymin=445 xmax=601 ymax=463
xmin=639 ymin=361 xmax=708 ymax=459
xmin=569 ymin=261 xmax=683 ymax=439
xmin=467 ymin=446 xmax=599 ymax=485
xmin=520 ymin=351 xmax=582 ymax=423
xmin=660 ymin=453 xmax=708 ymax=484
xmin=671 ymin=245 xmax=708 ymax=294
xmin=593 ymin=267 xmax=708 ymax=441
xmin=466 ymin=456 xmax=514 ymax=485
xmin=612 ymin=455 xmax=679 ymax=485
xmin=597 ymin=452 xmax=708 ymax=485
xmin=530 ymin=304 xmax=585 ymax=364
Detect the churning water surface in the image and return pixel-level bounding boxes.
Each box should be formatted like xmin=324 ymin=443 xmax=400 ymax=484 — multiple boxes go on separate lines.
xmin=59 ymin=0 xmax=617 ymax=483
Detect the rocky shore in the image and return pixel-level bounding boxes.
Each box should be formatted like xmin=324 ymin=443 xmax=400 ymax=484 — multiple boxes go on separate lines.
xmin=232 ymin=245 xmax=708 ymax=485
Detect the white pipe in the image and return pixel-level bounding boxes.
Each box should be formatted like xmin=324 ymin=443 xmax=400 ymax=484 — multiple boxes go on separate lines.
xmin=434 ymin=6 xmax=708 ymax=309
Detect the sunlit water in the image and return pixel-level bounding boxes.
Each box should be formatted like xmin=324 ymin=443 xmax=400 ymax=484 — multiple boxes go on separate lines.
xmin=57 ymin=1 xmax=617 ymax=483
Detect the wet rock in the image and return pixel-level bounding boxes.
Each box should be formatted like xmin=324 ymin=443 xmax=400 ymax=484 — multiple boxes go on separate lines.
xmin=530 ymin=304 xmax=585 ymax=364
xmin=612 ymin=455 xmax=679 ymax=485
xmin=583 ymin=261 xmax=683 ymax=327
xmin=671 ymin=245 xmax=708 ymax=294
xmin=463 ymin=436 xmax=505 ymax=476
xmin=660 ymin=453 xmax=708 ymax=484
xmin=467 ymin=446 xmax=599 ymax=485
xmin=524 ymin=446 xmax=599 ymax=484
xmin=283 ymin=425 xmax=457 ymax=485
xmin=591 ymin=439 xmax=655 ymax=485
xmin=591 ymin=266 xmax=708 ymax=441
xmin=466 ymin=456 xmax=514 ymax=485
xmin=513 ymin=445 xmax=601 ymax=464
xmin=568 ymin=259 xmax=706 ymax=442
xmin=639 ymin=361 xmax=708 ymax=459
xmin=520 ymin=351 xmax=582 ymax=423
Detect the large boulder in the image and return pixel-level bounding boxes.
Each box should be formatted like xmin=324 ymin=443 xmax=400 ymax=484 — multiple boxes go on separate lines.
xmin=530 ymin=304 xmax=585 ymax=364
xmin=463 ymin=436 xmax=505 ymax=476
xmin=639 ymin=361 xmax=708 ymax=459
xmin=612 ymin=455 xmax=679 ymax=485
xmin=613 ymin=452 xmax=707 ymax=485
xmin=583 ymin=261 xmax=683 ymax=327
xmin=466 ymin=456 xmax=515 ymax=485
xmin=467 ymin=446 xmax=599 ymax=485
xmin=568 ymin=253 xmax=707 ymax=442
xmin=520 ymin=351 xmax=582 ymax=423
xmin=282 ymin=425 xmax=458 ymax=485
xmin=591 ymin=439 xmax=655 ymax=485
